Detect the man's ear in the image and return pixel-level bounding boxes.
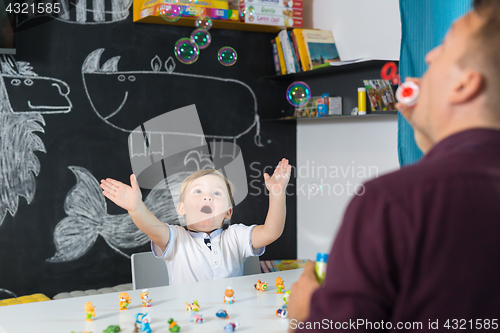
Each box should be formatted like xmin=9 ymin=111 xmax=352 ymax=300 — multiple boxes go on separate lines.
xmin=449 ymin=69 xmax=484 ymax=105
xmin=177 ymin=202 xmax=186 ymax=216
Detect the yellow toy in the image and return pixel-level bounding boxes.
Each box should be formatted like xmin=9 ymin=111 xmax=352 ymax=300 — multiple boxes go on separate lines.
xmin=185 ymin=300 xmax=200 ymax=311
xmin=140 ymin=289 xmax=152 ymax=307
xmin=254 ymin=279 xmax=268 ymax=291
xmin=275 ymin=277 xmax=285 ymax=294
xmin=119 ymin=292 xmax=131 ymax=310
xmin=224 ymin=287 xmax=235 ymax=304
xmin=84 ymin=301 xmax=95 ymax=321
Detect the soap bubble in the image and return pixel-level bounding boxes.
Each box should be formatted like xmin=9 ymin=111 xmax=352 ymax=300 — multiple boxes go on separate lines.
xmin=190 ymin=29 xmax=211 ymax=49
xmin=174 ymin=38 xmax=199 ymax=64
xmin=159 ymin=3 xmax=183 ymax=22
xmin=239 ymin=7 xmax=254 ymax=22
xmin=218 ymin=47 xmax=238 ymax=66
xmin=286 ymin=81 xmax=311 ymax=107
xmin=195 ymin=16 xmax=212 ymax=30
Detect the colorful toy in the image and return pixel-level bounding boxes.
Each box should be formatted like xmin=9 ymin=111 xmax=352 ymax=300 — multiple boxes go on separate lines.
xmin=224 ymin=321 xmax=240 ymax=332
xmin=141 ymin=314 xmax=152 ymax=333
xmin=283 ymin=290 xmax=291 ymax=305
xmin=135 ymin=313 xmax=151 ymax=333
xmin=276 ymin=308 xmax=288 ymax=318
xmin=254 ymin=279 xmax=268 ymax=291
xmin=118 ymin=292 xmax=131 ymax=310
xmin=185 ymin=300 xmax=200 ymax=311
xmin=216 ymin=309 xmax=229 ymax=319
xmin=84 ymin=301 xmax=95 ymax=321
xmin=168 ymin=318 xmax=180 ymax=332
xmin=224 ymin=287 xmax=235 ymax=304
xmin=103 ymin=326 xmax=121 ymax=333
xmin=275 ymin=277 xmax=285 ymax=294
xmin=140 ymin=289 xmax=152 ymax=307
xmin=189 ymin=312 xmax=204 ymax=323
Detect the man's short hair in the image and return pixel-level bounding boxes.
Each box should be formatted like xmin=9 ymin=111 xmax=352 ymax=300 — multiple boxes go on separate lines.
xmin=179 ymin=169 xmax=234 ymax=206
xmin=466 ymin=0 xmax=500 ymax=112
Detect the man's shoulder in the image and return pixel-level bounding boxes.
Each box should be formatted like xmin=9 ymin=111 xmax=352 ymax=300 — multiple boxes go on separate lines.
xmin=363 ymin=159 xmax=448 ymax=196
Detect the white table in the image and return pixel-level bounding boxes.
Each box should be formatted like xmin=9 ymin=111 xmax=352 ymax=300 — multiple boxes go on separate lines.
xmin=0 ymin=269 xmax=303 ymax=333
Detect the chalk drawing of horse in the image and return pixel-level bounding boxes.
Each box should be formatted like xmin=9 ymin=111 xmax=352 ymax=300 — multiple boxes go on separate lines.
xmin=0 ymin=55 xmax=72 ymax=225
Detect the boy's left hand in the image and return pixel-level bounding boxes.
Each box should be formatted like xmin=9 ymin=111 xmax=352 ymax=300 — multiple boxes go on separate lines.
xmin=264 ymin=158 xmax=291 ymax=195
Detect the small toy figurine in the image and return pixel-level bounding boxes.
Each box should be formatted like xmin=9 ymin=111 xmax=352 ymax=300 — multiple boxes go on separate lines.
xmin=185 ymin=300 xmax=200 ymax=311
xmin=118 ymin=292 xmax=131 ymax=310
xmin=135 ymin=313 xmax=151 ymax=333
xmin=103 ymin=325 xmax=121 ymax=333
xmin=224 ymin=287 xmax=235 ymax=304
xmin=283 ymin=290 xmax=291 ymax=305
xmin=275 ymin=277 xmax=285 ymax=294
xmin=141 ymin=313 xmax=152 ymax=333
xmin=168 ymin=318 xmax=180 ymax=332
xmin=216 ymin=309 xmax=229 ymax=319
xmin=224 ymin=321 xmax=240 ymax=333
xmin=276 ymin=308 xmax=288 ymax=318
xmin=189 ymin=312 xmax=204 ymax=323
xmin=140 ymin=289 xmax=152 ymax=307
xmin=135 ymin=313 xmax=145 ymax=332
xmin=254 ymin=279 xmax=268 ymax=291
xmin=84 ymin=301 xmax=95 ymax=321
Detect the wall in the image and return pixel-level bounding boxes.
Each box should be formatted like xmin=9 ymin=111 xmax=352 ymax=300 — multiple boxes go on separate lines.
xmin=296 ymin=0 xmax=402 ymax=260
xmin=297 ymin=117 xmax=399 ymax=260
xmin=303 ymin=0 xmax=401 ymax=61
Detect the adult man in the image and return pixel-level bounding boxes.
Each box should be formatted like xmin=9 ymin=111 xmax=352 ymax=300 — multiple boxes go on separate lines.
xmin=288 ymin=0 xmax=500 ymax=331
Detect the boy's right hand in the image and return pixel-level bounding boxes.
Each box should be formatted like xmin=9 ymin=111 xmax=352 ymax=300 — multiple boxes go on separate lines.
xmin=100 ymin=174 xmax=143 ymax=213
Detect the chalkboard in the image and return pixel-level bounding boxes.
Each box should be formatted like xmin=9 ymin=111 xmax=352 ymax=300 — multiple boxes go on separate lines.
xmin=0 ymin=2 xmax=296 ymax=298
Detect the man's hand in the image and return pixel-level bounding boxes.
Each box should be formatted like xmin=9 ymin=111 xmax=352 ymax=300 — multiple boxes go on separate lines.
xmin=288 ymin=261 xmax=321 ymax=330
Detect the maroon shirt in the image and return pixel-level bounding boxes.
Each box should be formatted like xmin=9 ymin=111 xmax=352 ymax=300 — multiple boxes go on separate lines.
xmin=298 ymin=129 xmax=500 ymax=332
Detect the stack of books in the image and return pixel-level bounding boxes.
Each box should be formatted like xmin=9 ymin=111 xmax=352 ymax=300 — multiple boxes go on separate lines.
xmin=139 ymin=0 xmax=239 ymax=21
xmin=239 ymin=0 xmax=303 ymax=28
xmin=271 ymin=28 xmax=340 ymax=75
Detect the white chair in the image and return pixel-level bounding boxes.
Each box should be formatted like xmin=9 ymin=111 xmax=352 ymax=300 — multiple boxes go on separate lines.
xmin=131 ymin=252 xmax=169 ymax=290
xmin=243 ymin=256 xmax=262 ymax=276
xmin=131 ymin=252 xmax=262 ymax=289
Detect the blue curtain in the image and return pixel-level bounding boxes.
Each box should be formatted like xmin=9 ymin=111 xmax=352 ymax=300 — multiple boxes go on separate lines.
xmin=398 ymin=0 xmax=472 ymax=166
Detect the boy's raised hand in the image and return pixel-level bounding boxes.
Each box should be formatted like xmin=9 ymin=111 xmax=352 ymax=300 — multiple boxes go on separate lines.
xmin=100 ymin=174 xmax=143 ymax=213
xmin=264 ymin=158 xmax=292 ymax=195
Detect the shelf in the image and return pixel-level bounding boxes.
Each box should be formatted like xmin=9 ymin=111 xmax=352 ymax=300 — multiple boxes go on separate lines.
xmin=133 ymin=2 xmax=286 ymax=33
xmin=262 ymin=112 xmax=398 ymax=122
xmin=261 ymin=60 xmax=397 ymax=81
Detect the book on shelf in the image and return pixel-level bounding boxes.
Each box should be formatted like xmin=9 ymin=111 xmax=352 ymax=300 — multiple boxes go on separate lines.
xmin=288 ymin=30 xmax=303 ymax=72
xmin=278 ymin=29 xmax=296 ymax=74
xmin=271 ymin=39 xmax=281 ymax=75
xmin=301 ymin=29 xmax=340 ymax=70
xmin=275 ymin=35 xmax=287 ymax=75
xmin=292 ymin=28 xmax=311 ymax=71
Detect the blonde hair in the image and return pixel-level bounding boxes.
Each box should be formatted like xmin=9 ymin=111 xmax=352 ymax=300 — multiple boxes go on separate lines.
xmin=179 ymin=169 xmax=234 ymax=206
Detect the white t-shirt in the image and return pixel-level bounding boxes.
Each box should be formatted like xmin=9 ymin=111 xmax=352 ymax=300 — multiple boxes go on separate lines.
xmin=151 ymin=224 xmax=265 ymax=285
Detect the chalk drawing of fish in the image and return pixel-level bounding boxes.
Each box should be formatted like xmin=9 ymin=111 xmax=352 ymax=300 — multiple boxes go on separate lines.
xmin=0 ymin=55 xmax=72 ymax=225
xmin=47 ymin=166 xmax=192 ymax=262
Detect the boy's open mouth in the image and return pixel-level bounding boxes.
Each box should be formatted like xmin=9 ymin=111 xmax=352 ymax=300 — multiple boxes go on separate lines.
xmin=201 ymin=205 xmax=213 ymax=214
